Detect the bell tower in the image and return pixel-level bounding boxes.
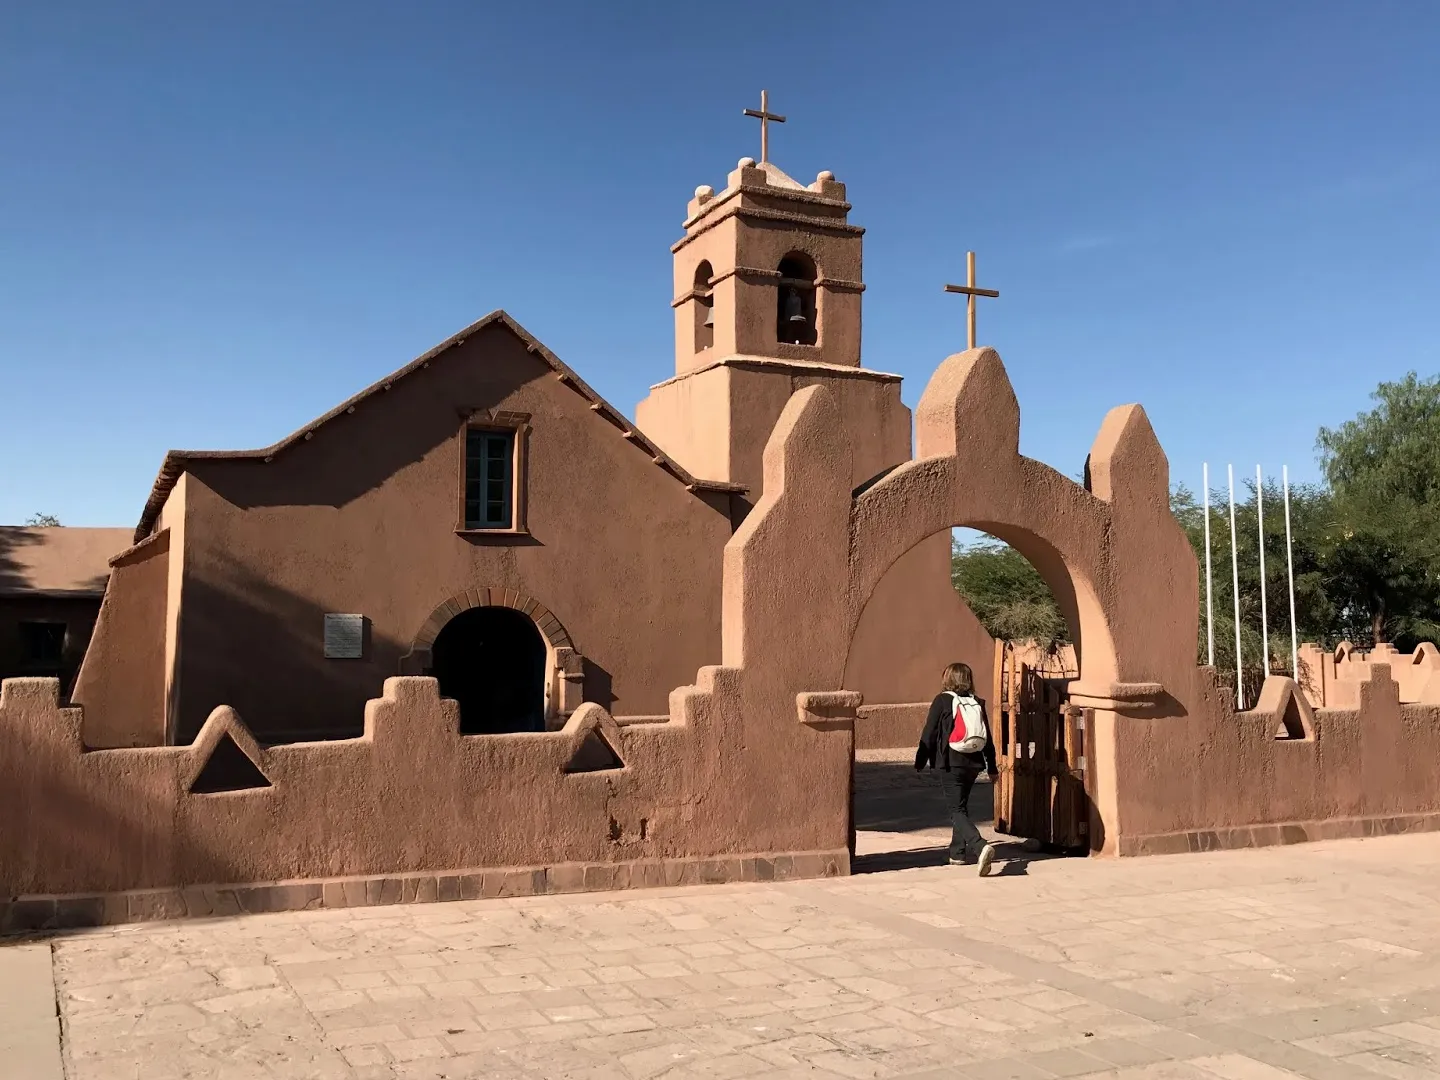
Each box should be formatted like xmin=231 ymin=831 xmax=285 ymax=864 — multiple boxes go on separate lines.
xmin=638 ymin=151 xmax=910 ymax=503
xmin=636 ymin=98 xmax=996 ymax=739
xmin=670 ymin=157 xmax=864 ymax=374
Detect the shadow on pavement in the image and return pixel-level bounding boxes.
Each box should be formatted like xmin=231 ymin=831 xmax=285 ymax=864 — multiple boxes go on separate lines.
xmin=851 ymin=756 xmax=1078 ymax=876
xmin=853 ymin=757 xmax=994 ymax=834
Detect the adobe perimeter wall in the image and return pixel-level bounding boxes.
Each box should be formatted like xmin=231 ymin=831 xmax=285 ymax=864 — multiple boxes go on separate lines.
xmin=1296 ymin=641 xmax=1440 ymax=707
xmin=0 ymin=384 xmax=858 ymax=931
xmin=1110 ymin=664 xmax=1440 ymax=854
xmin=0 ymin=665 xmax=851 ymax=931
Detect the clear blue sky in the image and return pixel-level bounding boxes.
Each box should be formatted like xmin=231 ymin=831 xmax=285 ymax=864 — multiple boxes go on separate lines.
xmin=2 ymin=2 xmax=1436 ymax=527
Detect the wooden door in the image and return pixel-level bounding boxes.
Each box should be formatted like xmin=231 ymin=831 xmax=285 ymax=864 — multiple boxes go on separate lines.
xmin=991 ymin=641 xmax=1090 ymax=851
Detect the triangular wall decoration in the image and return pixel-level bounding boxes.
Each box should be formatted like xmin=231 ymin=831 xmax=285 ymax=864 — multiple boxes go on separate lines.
xmin=1275 ymin=694 xmax=1309 ymax=740
xmin=190 ymin=732 xmax=273 ymax=793
xmin=565 ymin=727 xmax=625 ymax=773
xmin=1255 ymin=677 xmax=1316 ymax=742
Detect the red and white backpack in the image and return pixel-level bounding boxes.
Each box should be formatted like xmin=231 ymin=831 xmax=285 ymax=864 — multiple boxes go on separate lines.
xmin=945 ymin=692 xmax=988 ymax=754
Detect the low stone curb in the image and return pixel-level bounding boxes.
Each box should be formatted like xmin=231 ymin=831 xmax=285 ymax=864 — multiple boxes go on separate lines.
xmin=0 ymin=848 xmax=849 ymax=935
xmin=1119 ymin=811 xmax=1440 ymax=856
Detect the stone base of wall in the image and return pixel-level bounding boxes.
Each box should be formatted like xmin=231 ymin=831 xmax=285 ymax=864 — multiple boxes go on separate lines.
xmin=854 ymin=703 xmax=928 ymax=751
xmin=0 ymin=848 xmax=850 ymax=936
xmin=1117 ymin=811 xmax=1440 ymax=857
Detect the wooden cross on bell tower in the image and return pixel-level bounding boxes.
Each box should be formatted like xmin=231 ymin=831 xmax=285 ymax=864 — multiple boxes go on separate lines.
xmin=742 ymin=90 xmax=786 ymax=164
xmin=944 ymin=251 xmax=1000 ymax=350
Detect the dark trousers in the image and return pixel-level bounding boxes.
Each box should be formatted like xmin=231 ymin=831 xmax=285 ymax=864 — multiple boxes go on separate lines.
xmin=945 ymin=766 xmax=986 ymax=862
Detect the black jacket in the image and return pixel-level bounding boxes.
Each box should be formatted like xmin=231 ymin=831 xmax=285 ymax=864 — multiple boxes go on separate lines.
xmin=915 ymin=692 xmax=999 ymax=774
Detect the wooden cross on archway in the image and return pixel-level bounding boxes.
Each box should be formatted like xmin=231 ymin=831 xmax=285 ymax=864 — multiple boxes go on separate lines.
xmin=944 ymin=251 xmax=1000 ymax=350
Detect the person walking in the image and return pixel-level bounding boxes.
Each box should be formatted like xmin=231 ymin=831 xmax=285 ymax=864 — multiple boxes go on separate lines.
xmin=914 ymin=662 xmax=1000 ymax=876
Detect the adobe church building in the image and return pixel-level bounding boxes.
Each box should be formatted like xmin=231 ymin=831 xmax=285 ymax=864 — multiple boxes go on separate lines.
xmin=69 ymin=155 xmax=992 ymax=751
xmin=7 ymin=138 xmax=1440 ymax=928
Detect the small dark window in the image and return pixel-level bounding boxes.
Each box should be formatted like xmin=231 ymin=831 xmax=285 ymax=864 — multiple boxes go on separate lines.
xmin=20 ymin=622 xmax=66 ymax=668
xmin=464 ymin=429 xmax=515 ymax=530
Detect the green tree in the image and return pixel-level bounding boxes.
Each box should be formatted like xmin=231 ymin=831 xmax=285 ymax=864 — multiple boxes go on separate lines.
xmin=1317 ymin=373 xmax=1440 ymax=645
xmin=1318 ymin=373 xmax=1440 ymax=512
xmin=1320 ymin=518 xmax=1440 ymax=647
xmin=951 ymin=537 xmax=1068 ymax=649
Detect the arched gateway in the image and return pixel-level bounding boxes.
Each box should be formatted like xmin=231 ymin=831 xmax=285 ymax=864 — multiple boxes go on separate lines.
xmin=716 ymin=346 xmax=1199 ymax=855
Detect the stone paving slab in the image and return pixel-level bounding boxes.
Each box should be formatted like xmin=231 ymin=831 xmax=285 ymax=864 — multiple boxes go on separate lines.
xmin=0 ymin=942 xmax=64 ymax=1079
xmin=20 ymin=831 xmax=1440 ymax=1078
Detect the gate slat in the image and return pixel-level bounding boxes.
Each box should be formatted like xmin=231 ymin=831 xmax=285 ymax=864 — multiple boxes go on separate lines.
xmin=990 ymin=640 xmax=1083 ymax=852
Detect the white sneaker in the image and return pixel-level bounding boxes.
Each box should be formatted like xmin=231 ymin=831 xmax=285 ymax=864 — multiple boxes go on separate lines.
xmin=977 ymin=844 xmax=996 ymax=877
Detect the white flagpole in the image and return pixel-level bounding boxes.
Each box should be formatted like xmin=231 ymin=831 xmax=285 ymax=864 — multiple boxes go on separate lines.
xmin=1257 ymin=465 xmax=1269 ymax=677
xmin=1284 ymin=465 xmax=1299 ymax=679
xmin=1203 ymin=463 xmax=1214 ymax=666
xmin=1228 ymin=465 xmax=1244 ymax=709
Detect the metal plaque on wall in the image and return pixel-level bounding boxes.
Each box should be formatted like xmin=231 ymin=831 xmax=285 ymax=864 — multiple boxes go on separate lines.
xmin=323 ymin=614 xmax=365 ymax=659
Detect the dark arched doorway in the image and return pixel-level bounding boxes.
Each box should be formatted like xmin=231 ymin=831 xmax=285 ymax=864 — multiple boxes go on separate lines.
xmin=430 ymin=606 xmax=546 ymax=734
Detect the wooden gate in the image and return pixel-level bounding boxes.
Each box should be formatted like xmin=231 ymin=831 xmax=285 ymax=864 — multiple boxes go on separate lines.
xmin=990 ymin=641 xmax=1091 ymax=851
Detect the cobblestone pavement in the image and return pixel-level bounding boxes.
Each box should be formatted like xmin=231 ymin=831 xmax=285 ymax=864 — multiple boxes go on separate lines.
xmin=13 ymin=762 xmax=1440 ymax=1078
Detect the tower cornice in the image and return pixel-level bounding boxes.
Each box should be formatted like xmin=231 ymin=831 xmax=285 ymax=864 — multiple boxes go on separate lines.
xmin=672 ymin=203 xmax=865 ymax=254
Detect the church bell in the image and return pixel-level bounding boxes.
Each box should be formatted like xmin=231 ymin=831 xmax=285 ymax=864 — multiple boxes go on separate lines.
xmin=701 ymin=302 xmax=714 ymax=328
xmin=784 ymin=287 xmax=806 ymax=324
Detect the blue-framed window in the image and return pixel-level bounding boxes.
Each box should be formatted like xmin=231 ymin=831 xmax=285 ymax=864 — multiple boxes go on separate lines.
xmin=464 ymin=429 xmax=515 ymax=530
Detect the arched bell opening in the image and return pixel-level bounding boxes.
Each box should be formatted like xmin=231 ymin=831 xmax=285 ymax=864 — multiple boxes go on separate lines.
xmin=776 ymin=252 xmax=818 ymax=346
xmin=692 ymin=260 xmax=715 ymax=352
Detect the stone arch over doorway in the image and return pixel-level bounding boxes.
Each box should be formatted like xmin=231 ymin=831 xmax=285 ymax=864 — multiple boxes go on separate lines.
xmin=848 ymin=488 xmax=1111 ymax=693
xmin=715 ymin=346 xmax=1199 ymax=855
xmin=845 ymin=348 xmax=1194 ymax=714
xmin=400 ymin=588 xmax=585 ymax=728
